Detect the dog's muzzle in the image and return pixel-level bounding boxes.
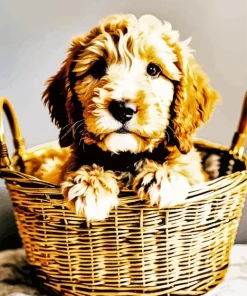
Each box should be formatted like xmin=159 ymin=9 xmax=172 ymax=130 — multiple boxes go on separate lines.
xmin=108 ymin=100 xmax=137 ymax=124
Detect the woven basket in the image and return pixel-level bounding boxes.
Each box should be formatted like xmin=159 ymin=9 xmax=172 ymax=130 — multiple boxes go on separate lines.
xmin=0 ymin=94 xmax=247 ymax=296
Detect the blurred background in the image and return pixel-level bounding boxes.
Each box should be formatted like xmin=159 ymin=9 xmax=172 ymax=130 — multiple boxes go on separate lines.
xmin=0 ymin=0 xmax=246 ymax=249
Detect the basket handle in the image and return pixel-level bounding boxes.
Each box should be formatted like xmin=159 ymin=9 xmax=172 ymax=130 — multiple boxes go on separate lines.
xmin=0 ymin=97 xmax=26 ymax=169
xmin=230 ymin=91 xmax=247 ymax=157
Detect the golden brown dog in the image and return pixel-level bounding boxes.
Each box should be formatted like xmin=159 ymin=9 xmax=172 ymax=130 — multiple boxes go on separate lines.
xmin=33 ymin=14 xmax=219 ymax=221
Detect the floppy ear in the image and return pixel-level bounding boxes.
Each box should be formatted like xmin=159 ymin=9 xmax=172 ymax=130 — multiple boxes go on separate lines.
xmin=42 ymin=64 xmax=70 ymax=129
xmin=42 ymin=39 xmax=84 ymax=146
xmin=172 ymin=56 xmax=220 ymax=154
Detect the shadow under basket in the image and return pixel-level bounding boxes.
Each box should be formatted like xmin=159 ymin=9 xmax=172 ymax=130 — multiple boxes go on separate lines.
xmin=0 ymin=95 xmax=247 ymax=296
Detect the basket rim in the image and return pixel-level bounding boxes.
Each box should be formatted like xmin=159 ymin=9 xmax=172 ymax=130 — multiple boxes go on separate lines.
xmin=20 ymin=137 xmax=247 ymax=162
xmin=2 ymin=166 xmax=247 ymax=206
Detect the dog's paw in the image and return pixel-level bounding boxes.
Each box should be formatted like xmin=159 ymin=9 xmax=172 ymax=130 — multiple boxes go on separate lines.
xmin=133 ymin=162 xmax=190 ymax=208
xmin=61 ymin=164 xmax=119 ymax=221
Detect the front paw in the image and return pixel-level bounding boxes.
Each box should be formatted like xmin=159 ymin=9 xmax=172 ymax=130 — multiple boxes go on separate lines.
xmin=133 ymin=163 xmax=190 ymax=208
xmin=61 ymin=165 xmax=119 ymax=221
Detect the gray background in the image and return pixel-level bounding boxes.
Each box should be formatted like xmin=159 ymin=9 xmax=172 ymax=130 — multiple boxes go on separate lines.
xmin=0 ymin=0 xmax=246 ymax=248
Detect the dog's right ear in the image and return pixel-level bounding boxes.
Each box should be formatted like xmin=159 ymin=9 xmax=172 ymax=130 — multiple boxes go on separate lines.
xmin=42 ymin=63 xmax=70 ymax=129
xmin=42 ymin=39 xmax=84 ymax=128
xmin=42 ymin=39 xmax=84 ymax=146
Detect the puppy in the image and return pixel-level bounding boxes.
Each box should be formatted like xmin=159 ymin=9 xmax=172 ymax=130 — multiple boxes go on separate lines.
xmin=37 ymin=14 xmax=219 ymax=221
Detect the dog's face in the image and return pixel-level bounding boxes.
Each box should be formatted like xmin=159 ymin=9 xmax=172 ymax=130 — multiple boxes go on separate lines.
xmin=43 ymin=14 xmax=219 ymax=154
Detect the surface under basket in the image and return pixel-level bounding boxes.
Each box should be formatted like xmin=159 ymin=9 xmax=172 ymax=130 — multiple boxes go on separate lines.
xmin=0 ymin=95 xmax=247 ymax=296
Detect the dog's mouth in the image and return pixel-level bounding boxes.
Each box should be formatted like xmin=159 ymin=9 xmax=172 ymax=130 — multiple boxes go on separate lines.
xmin=116 ymin=126 xmax=129 ymax=134
xmin=84 ymin=127 xmax=135 ymax=144
xmin=82 ymin=124 xmax=162 ymax=153
xmin=116 ymin=126 xmax=145 ymax=138
xmin=97 ymin=122 xmax=151 ymax=140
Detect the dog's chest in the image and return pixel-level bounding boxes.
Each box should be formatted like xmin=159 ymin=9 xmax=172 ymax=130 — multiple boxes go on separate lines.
xmin=75 ymin=144 xmax=169 ymax=174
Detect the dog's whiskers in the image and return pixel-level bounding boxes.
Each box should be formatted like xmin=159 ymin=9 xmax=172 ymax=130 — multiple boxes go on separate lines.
xmin=60 ymin=120 xmax=81 ymax=132
xmin=60 ymin=120 xmax=84 ymax=140
xmin=165 ymin=131 xmax=170 ymax=143
xmin=74 ymin=121 xmax=85 ymax=133
xmin=167 ymin=124 xmax=178 ymax=140
xmin=79 ymin=137 xmax=86 ymax=151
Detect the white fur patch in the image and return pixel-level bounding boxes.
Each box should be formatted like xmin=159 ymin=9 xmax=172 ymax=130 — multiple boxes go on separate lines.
xmin=104 ymin=133 xmax=140 ymax=153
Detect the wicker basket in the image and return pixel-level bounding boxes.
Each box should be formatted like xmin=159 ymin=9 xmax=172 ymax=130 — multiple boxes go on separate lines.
xmin=0 ymin=94 xmax=247 ymax=296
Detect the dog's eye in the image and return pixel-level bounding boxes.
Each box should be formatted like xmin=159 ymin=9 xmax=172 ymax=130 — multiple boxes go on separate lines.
xmin=90 ymin=57 xmax=107 ymax=79
xmin=147 ymin=63 xmax=161 ymax=78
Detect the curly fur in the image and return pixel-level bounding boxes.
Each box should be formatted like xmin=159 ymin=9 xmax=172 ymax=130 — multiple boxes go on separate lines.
xmin=29 ymin=14 xmax=219 ymax=221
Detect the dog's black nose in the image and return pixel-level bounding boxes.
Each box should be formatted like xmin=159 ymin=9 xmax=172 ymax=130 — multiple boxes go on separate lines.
xmin=108 ymin=100 xmax=137 ymax=123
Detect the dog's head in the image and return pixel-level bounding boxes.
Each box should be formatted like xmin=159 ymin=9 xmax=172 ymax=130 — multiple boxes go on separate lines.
xmin=43 ymin=14 xmax=219 ymax=154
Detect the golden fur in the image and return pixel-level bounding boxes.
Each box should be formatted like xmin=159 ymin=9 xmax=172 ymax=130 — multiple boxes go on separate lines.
xmin=28 ymin=14 xmax=219 ymax=221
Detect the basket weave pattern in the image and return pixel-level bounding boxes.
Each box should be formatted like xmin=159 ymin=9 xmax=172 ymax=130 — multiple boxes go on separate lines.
xmin=1 ymin=154 xmax=247 ymax=295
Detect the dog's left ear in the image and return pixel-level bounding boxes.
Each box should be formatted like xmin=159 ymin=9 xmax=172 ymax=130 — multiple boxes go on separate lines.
xmin=172 ymin=56 xmax=220 ymax=154
xmin=42 ymin=39 xmax=84 ymax=147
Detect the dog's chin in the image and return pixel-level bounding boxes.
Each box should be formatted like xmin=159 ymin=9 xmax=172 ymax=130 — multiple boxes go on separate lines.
xmin=98 ymin=133 xmax=146 ymax=153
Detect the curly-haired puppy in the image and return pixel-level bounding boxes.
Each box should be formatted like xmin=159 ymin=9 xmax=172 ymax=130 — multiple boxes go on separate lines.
xmin=37 ymin=14 xmax=219 ymax=221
